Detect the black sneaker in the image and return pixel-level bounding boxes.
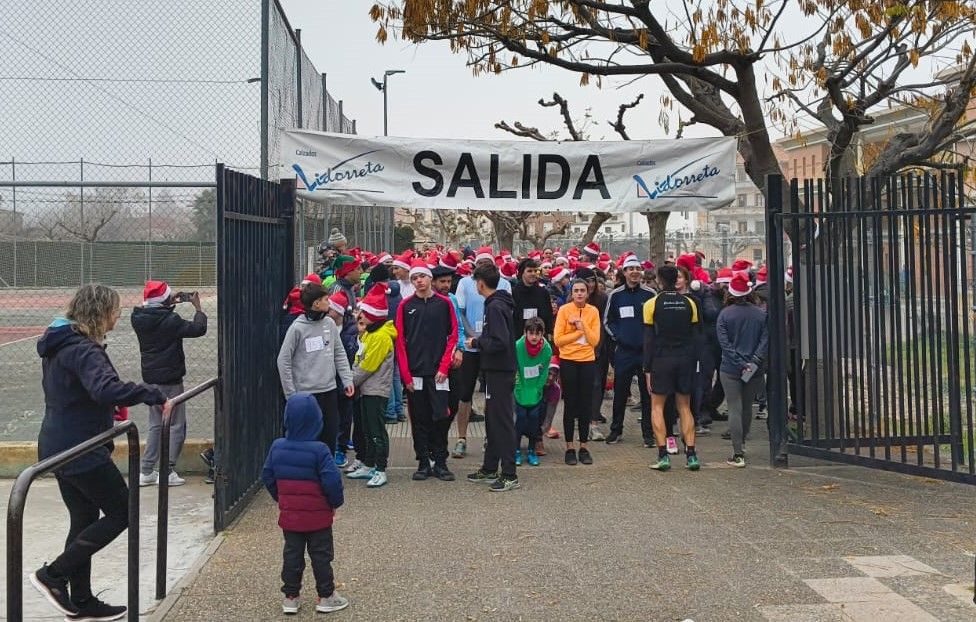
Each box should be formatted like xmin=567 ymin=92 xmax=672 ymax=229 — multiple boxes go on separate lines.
xmin=466 ymin=469 xmax=499 ymax=483
xmin=412 ymin=462 xmax=431 ymax=481
xmin=578 ymin=448 xmax=593 ymax=465
xmin=489 ymin=476 xmax=520 ymax=492
xmin=67 ymin=595 xmax=126 ymax=621
xmin=564 ymin=449 xmax=578 ymax=465
xmin=721 ymin=430 xmax=732 ymax=440
xmin=432 ymin=464 xmax=455 ymax=481
xmin=199 ymin=449 xmax=214 ymax=468
xmin=203 ymin=468 xmax=215 ymax=485
xmin=30 ymin=564 xmax=78 ymax=615
xmin=605 ymin=431 xmax=622 ymax=444
xmin=642 ymin=440 xmax=655 ymax=448
xmin=594 ymin=414 xmax=608 ymax=423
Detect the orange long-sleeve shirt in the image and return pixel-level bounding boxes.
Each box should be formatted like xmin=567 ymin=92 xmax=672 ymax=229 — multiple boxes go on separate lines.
xmin=553 ymin=302 xmax=601 ymax=362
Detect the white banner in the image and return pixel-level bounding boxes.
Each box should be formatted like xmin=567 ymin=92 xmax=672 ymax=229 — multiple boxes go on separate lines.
xmin=282 ymin=129 xmax=736 ymax=213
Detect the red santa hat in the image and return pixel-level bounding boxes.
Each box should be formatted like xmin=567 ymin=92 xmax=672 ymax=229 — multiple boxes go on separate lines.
xmin=501 ymin=249 xmax=513 ymax=262
xmin=568 ymin=247 xmax=581 ymax=258
xmin=728 ymin=273 xmax=754 ymax=297
xmin=641 ymin=260 xmax=656 ymax=271
xmin=300 ymin=273 xmax=322 ymax=286
xmin=693 ymin=266 xmax=712 ymax=285
xmin=582 ymin=241 xmax=600 ymax=258
xmin=731 ymin=258 xmax=753 ymax=272
xmin=676 ymin=253 xmax=698 ymax=272
xmin=549 ymin=355 xmax=561 ymax=370
xmin=716 ymin=267 xmax=734 ymax=284
xmin=694 ymin=250 xmax=706 ymax=261
xmin=757 ymin=265 xmax=768 ymax=284
xmin=457 ymin=261 xmax=473 ymax=277
xmin=621 ymin=255 xmax=642 ymax=270
xmin=548 ymin=267 xmax=571 ymax=283
xmin=540 ymin=260 xmax=553 ymax=269
xmin=597 ymin=260 xmax=610 ymax=272
xmin=143 ymin=280 xmax=172 ymax=306
xmin=358 ymin=283 xmax=389 ymax=323
xmin=475 ymin=246 xmax=494 ymax=263
xmin=785 ymin=266 xmax=794 ymax=284
xmin=554 ymin=256 xmax=570 ymax=267
xmin=392 ymin=250 xmax=414 ymax=271
xmin=327 ymin=289 xmax=349 ymax=316
xmin=500 ymin=262 xmax=518 ymax=278
xmin=409 ymin=259 xmax=433 ymax=279
xmin=377 ymin=252 xmax=393 ymax=264
xmin=438 ymin=253 xmax=459 ymax=271
xmin=528 ymin=250 xmax=542 ymax=260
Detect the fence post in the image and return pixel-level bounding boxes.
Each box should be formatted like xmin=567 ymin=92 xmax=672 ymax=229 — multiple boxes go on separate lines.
xmin=260 ymin=0 xmax=270 ymax=180
xmin=320 ymin=73 xmax=328 ymax=130
xmin=766 ymin=173 xmax=788 ymax=467
xmin=295 ymin=29 xmax=303 ymax=129
xmin=11 ymin=158 xmax=16 ymax=287
xmin=126 ymin=425 xmax=140 ymax=622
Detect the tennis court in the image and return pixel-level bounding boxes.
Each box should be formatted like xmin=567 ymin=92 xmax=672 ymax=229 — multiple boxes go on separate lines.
xmin=0 ymin=287 xmax=218 ymax=442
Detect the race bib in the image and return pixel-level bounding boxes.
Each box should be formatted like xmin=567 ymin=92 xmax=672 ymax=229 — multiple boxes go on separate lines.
xmin=523 ymin=365 xmax=540 ymax=379
xmin=576 ymin=334 xmax=588 ymax=345
xmin=435 ymin=378 xmax=450 ymax=391
xmin=522 ymin=308 xmax=537 ymax=319
xmin=475 ymin=321 xmax=484 ymax=333
xmin=304 ymin=336 xmax=325 ymax=353
xmin=412 ymin=377 xmax=424 ymax=390
xmin=619 ymin=306 xmax=635 ymax=319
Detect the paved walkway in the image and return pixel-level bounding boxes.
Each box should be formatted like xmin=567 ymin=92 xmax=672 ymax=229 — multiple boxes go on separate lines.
xmin=158 ymin=401 xmax=976 ymax=622
xmin=1 ymin=476 xmax=214 ymax=619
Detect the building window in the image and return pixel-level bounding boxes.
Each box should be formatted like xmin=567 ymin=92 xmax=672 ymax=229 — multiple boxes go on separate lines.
xmin=755 ymin=221 xmax=765 ymax=235
xmin=543 ymin=222 xmax=553 ymax=233
xmin=753 ymin=249 xmax=763 ymax=262
xmin=736 ymin=167 xmax=747 ymax=182
xmin=604 ymin=226 xmax=613 ymax=233
xmin=737 ymin=194 xmax=747 ymax=207
xmin=755 ymin=193 xmax=764 ymax=207
xmin=737 ymin=221 xmax=748 ymax=233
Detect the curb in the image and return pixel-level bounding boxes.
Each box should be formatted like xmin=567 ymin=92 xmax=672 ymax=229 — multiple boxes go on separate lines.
xmin=146 ymin=530 xmax=226 ymax=622
xmin=0 ymin=438 xmax=214 ymax=478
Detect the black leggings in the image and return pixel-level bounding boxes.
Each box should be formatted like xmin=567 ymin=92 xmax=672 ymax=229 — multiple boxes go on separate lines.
xmin=560 ymin=360 xmax=596 ymax=443
xmin=49 ymin=462 xmax=129 ymax=602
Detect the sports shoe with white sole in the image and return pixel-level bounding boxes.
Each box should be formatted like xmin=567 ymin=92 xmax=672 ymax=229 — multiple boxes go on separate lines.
xmin=138 ymin=471 xmax=158 ymax=487
xmin=366 ymin=471 xmax=388 ymax=487
xmin=343 ymin=459 xmax=364 ymax=474
xmin=167 ymin=471 xmax=185 ymax=487
xmin=346 ymin=466 xmax=374 ymax=480
xmin=316 ymin=593 xmax=349 ymax=613
xmin=282 ymin=595 xmax=301 ymax=614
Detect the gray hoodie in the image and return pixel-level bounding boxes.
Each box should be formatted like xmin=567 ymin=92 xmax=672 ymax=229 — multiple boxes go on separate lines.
xmin=277 ymin=314 xmax=353 ymax=396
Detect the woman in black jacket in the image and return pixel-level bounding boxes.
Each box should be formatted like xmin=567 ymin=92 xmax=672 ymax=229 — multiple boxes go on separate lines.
xmin=31 ymin=284 xmax=169 ymax=620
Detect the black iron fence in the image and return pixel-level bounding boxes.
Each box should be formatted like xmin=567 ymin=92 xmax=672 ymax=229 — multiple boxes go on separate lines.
xmin=6 ymin=422 xmax=141 ymax=622
xmin=215 ymin=165 xmax=293 ymax=531
xmin=767 ymin=173 xmax=976 ymax=483
xmin=156 ymin=377 xmax=218 ymax=600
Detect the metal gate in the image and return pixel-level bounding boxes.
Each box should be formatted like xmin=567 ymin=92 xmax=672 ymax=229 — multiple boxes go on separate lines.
xmin=766 ymin=173 xmax=976 ymax=483
xmin=215 ymin=165 xmax=295 ymax=530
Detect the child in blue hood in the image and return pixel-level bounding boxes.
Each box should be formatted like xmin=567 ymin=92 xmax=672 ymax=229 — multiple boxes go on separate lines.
xmin=262 ymin=393 xmax=348 ymax=615
xmin=31 ymin=284 xmax=169 ymax=620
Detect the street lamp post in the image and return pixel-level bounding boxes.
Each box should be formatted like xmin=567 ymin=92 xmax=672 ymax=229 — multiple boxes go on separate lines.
xmin=370 ymin=69 xmax=406 ymax=136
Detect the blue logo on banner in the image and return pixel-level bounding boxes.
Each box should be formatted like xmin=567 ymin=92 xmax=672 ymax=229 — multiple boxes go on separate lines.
xmin=634 ymin=154 xmax=721 ymax=200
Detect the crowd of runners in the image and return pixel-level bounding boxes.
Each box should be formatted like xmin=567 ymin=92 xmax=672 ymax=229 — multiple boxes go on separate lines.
xmin=27 ymin=224 xmax=781 ymax=619
xmin=277 ymin=227 xmax=778 ymax=493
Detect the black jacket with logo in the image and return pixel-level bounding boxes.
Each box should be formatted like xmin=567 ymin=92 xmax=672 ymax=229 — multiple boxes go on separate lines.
xmin=471 ymin=290 xmax=516 ymax=373
xmin=512 ymin=280 xmax=555 ymax=337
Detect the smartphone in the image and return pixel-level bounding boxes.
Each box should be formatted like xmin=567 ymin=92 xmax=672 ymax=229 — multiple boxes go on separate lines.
xmin=741 ymin=362 xmax=759 ymax=383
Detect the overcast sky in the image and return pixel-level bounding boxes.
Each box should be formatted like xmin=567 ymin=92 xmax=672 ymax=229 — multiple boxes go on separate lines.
xmin=280 ymin=0 xmax=707 ymax=143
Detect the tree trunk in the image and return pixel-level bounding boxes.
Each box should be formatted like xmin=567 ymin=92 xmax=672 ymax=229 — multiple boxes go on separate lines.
xmin=491 ymin=217 xmax=518 ymax=251
xmin=645 ymin=211 xmax=669 ymax=266
xmin=580 ymin=212 xmax=612 ymax=246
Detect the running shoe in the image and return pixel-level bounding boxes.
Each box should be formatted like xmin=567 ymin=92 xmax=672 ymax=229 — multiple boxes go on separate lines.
xmin=489 ymin=476 xmax=520 ymax=492
xmin=727 ymin=454 xmax=746 ymax=468
xmin=334 ymin=451 xmax=347 ymax=468
xmin=526 ymin=449 xmax=540 ymax=466
xmin=466 ymin=469 xmax=499 ymax=483
xmin=605 ymin=431 xmax=622 ymax=444
xmin=589 ymin=426 xmax=606 ymax=442
xmin=650 ymin=455 xmax=671 ymax=471
xmin=451 ymin=439 xmax=467 ymax=459
xmin=666 ymin=436 xmax=679 ymax=454
xmin=514 ymin=450 xmax=523 ymax=466
xmin=546 ymin=428 xmax=561 ymax=439
xmin=578 ymin=448 xmax=593 ymax=465
xmin=686 ymin=454 xmax=701 ymax=471
xmin=564 ymin=449 xmax=578 ymax=465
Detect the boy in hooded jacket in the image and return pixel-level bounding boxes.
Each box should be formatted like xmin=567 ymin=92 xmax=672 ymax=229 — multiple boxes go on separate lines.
xmin=345 ymin=284 xmax=398 ymax=488
xmin=262 ymin=393 xmax=348 ymax=615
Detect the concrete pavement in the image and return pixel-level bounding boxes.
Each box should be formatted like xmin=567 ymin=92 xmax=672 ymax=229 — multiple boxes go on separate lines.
xmin=1 ymin=476 xmax=215 ymax=620
xmin=158 ymin=404 xmax=976 ymax=622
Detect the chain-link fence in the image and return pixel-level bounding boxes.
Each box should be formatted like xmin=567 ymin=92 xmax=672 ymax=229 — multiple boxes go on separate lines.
xmin=0 ymin=0 xmax=389 ymax=442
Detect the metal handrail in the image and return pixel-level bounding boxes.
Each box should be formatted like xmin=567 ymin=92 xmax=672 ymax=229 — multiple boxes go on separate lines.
xmin=6 ymin=421 xmax=141 ymax=622
xmin=155 ymin=377 xmax=219 ymax=600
